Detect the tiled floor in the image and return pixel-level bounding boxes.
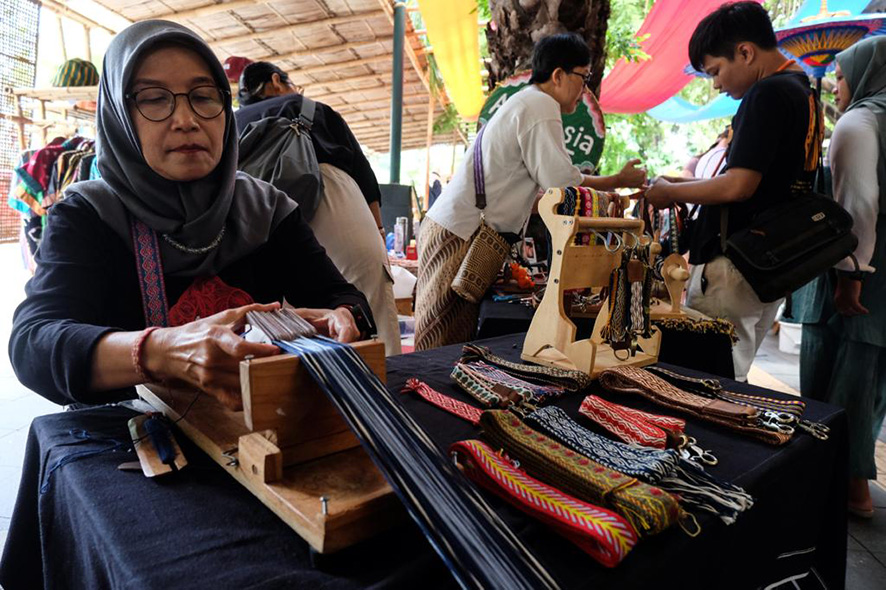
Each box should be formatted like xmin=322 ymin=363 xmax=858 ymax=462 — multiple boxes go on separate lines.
xmin=0 ymin=241 xmax=884 ymax=587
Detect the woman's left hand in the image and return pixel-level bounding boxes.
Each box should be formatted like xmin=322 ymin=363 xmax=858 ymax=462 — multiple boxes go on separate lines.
xmin=293 ymin=307 xmax=361 ymax=343
xmin=645 ymin=178 xmax=672 ymax=209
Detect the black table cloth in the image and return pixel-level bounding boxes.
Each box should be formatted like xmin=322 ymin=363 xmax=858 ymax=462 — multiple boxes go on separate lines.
xmin=477 ymin=299 xmax=736 ymax=378
xmin=0 ymin=334 xmax=846 ymax=590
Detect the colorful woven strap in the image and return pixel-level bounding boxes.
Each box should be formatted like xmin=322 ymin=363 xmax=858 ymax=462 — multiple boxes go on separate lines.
xmin=130 ymin=217 xmax=170 ymax=327
xmin=459 ymin=344 xmax=592 ymax=392
xmin=451 ymin=363 xmax=527 ymax=408
xmin=527 ymin=406 xmax=754 ymax=525
xmin=402 ymin=379 xmax=483 ymax=425
xmin=480 ymin=410 xmax=680 ymax=537
xmin=599 ymin=367 xmax=791 ymax=445
xmin=453 ymin=361 xmax=565 ymax=407
xmin=579 ymin=395 xmax=684 ymax=449
xmin=451 ymin=439 xmax=638 ymax=568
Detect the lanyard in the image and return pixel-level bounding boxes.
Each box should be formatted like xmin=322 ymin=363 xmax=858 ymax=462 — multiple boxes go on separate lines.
xmin=130 ymin=217 xmax=170 ymax=327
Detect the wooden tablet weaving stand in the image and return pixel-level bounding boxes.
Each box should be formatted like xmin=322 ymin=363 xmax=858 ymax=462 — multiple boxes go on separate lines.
xmin=137 ymin=338 xmax=401 ymax=553
xmin=522 ymin=188 xmax=661 ymax=377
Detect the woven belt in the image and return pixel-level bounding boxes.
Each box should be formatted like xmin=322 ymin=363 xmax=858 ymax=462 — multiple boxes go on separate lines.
xmin=527 ymin=406 xmax=754 ymax=525
xmin=480 ymin=410 xmax=681 ymax=537
xmin=403 ymin=378 xmax=483 ymax=425
xmin=598 ymin=367 xmax=792 ymax=445
xmin=451 ymin=439 xmax=638 ymax=568
xmin=579 ymin=394 xmax=685 ymax=449
xmin=459 ymin=343 xmax=592 ymax=392
xmin=645 ymin=366 xmax=829 ymax=440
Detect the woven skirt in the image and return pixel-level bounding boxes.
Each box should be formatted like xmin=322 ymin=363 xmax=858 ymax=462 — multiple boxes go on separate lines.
xmin=415 ymin=218 xmax=480 ymax=351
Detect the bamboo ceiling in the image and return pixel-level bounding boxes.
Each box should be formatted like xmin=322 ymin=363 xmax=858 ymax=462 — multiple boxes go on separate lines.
xmin=47 ymin=0 xmax=454 ymax=152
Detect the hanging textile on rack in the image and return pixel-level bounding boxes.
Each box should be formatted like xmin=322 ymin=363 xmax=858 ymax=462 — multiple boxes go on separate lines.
xmin=601 ymin=244 xmax=653 ymax=354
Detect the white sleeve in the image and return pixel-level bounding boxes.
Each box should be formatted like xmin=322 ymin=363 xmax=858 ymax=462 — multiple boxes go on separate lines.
xmin=518 ymin=119 xmax=583 ymax=190
xmin=830 ymin=109 xmax=880 ymax=272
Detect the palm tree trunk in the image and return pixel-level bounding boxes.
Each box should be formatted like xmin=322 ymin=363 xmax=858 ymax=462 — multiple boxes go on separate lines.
xmin=485 ymin=0 xmax=611 ymax=95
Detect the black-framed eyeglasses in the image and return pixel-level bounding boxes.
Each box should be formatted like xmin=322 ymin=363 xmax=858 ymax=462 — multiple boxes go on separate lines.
xmin=125 ymin=85 xmax=230 ymax=122
xmin=567 ymin=70 xmax=593 ymax=90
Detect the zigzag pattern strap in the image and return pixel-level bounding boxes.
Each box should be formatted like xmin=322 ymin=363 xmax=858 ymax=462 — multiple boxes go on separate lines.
xmin=480 ymin=410 xmax=681 ymax=537
xmin=402 ymin=379 xmax=483 ymax=425
xmin=130 ymin=218 xmax=170 ymax=327
xmin=579 ymin=395 xmax=684 ymax=449
xmin=451 ymin=439 xmax=637 ymax=568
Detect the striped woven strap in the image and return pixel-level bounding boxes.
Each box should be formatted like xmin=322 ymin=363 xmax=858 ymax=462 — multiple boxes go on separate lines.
xmin=599 ymin=367 xmax=791 ymax=445
xmin=452 ymin=439 xmax=638 ymax=568
xmin=579 ymin=395 xmax=684 ymax=449
xmin=451 ymin=363 xmax=525 ymax=408
xmin=130 ymin=217 xmax=170 ymax=327
xmin=402 ymin=379 xmax=483 ymax=425
xmin=459 ymin=344 xmax=592 ymax=392
xmin=528 ymin=406 xmax=677 ymax=483
xmin=480 ymin=410 xmax=680 ymax=537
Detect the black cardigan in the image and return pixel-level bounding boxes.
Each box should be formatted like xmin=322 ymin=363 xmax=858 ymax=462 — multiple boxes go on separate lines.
xmin=9 ymin=195 xmax=370 ymax=405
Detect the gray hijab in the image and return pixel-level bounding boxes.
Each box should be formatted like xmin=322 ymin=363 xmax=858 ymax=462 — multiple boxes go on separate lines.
xmin=67 ymin=20 xmax=296 ymax=276
xmin=837 ymin=36 xmax=886 ymax=199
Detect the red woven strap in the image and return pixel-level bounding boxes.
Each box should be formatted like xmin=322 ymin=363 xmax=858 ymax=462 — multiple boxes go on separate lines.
xmin=452 ymin=439 xmax=637 ymax=568
xmin=579 ymin=395 xmax=685 ymax=449
xmin=403 ymin=379 xmax=483 ymax=425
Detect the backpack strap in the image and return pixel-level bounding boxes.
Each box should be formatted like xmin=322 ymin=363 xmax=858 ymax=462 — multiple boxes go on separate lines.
xmin=298 ymin=97 xmax=316 ymax=132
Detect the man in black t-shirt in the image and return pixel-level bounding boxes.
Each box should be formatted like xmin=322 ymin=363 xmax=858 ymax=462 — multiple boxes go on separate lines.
xmin=646 ymin=2 xmax=818 ymax=381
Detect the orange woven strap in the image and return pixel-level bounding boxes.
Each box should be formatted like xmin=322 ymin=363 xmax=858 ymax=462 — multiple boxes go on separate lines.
xmin=579 ymin=395 xmax=684 ymax=449
xmin=452 ymin=439 xmax=638 ymax=568
xmin=480 ymin=410 xmax=681 ymax=537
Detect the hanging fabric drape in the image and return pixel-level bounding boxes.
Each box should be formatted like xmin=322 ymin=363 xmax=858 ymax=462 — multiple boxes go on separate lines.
xmin=599 ymin=0 xmax=762 ymax=114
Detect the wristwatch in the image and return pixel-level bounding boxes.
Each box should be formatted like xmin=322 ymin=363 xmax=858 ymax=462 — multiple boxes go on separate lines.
xmin=340 ymin=303 xmax=375 ymax=340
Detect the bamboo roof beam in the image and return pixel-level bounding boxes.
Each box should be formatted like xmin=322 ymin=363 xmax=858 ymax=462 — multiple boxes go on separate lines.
xmin=375 ymin=0 xmax=431 ymax=96
xmin=40 ymin=0 xmax=121 ymax=34
xmin=206 ymin=12 xmax=385 ymax=47
xmin=147 ymin=0 xmax=262 ymax=22
xmin=252 ymin=36 xmax=392 ymax=66
xmin=288 ymin=55 xmax=389 ymax=78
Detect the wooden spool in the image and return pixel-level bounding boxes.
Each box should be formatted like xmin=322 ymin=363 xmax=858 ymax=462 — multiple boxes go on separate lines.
xmin=521 ymin=188 xmax=661 ymax=377
xmin=138 ymin=338 xmax=402 ymax=554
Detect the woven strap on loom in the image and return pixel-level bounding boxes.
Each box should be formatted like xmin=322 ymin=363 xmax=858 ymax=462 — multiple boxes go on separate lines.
xmin=598 ymin=367 xmax=791 ymax=445
xmin=459 ymin=344 xmax=592 ymax=392
xmin=480 ymin=410 xmax=680 ymax=537
xmin=579 ymin=395 xmax=685 ymax=449
xmin=451 ymin=439 xmax=638 ymax=568
xmin=526 ymin=406 xmax=754 ymax=525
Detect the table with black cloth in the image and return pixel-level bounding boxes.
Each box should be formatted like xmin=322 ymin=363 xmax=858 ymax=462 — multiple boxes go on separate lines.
xmin=0 ymin=334 xmax=846 ymax=590
xmin=477 ymin=298 xmax=736 ymax=378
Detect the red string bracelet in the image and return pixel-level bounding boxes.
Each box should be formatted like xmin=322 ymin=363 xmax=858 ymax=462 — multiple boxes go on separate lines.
xmin=132 ymin=326 xmax=160 ymax=383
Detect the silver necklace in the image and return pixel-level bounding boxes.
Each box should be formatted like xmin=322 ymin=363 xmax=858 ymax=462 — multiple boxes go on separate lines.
xmin=161 ymin=225 xmax=226 ymax=254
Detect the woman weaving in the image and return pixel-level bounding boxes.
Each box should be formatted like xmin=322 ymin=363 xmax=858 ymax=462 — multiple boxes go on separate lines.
xmin=9 ymin=20 xmax=372 ymax=410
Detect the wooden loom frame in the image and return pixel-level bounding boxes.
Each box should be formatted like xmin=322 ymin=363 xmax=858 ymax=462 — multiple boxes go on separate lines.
xmin=137 ymin=338 xmax=402 ymax=554
xmin=522 ymin=188 xmax=661 ymax=377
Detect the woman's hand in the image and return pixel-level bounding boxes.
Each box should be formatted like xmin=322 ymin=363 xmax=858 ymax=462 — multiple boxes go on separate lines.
xmin=616 ymin=159 xmax=648 ymax=188
xmin=293 ymin=307 xmax=361 ymax=343
xmin=645 ymin=178 xmax=673 ymax=209
xmin=142 ymin=302 xmax=282 ymax=410
xmin=834 ymin=276 xmax=869 ymax=317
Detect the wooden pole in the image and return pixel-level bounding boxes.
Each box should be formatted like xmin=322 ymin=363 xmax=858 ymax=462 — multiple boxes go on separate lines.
xmin=57 ymin=16 xmax=67 ymax=62
xmin=424 ymin=90 xmax=434 ymax=211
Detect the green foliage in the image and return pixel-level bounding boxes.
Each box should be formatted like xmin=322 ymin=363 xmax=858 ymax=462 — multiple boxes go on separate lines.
xmin=605 ymin=0 xmax=651 ymax=70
